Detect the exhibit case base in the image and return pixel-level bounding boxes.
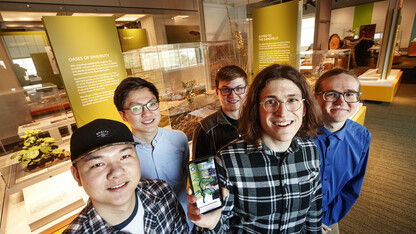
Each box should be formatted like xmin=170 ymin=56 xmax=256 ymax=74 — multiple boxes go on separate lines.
xmin=0 ymin=139 xmax=87 ymax=233
xmin=359 ymin=69 xmax=402 ymax=102
xmin=5 ymin=170 xmax=87 ymax=233
xmin=351 ymin=105 xmax=367 ymax=126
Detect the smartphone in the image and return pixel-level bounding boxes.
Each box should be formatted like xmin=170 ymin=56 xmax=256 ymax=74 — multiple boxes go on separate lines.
xmin=187 ymin=156 xmax=224 ymax=214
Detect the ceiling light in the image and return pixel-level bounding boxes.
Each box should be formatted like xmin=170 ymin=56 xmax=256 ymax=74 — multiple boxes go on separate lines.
xmin=175 ymin=15 xmax=190 ymax=19
xmin=72 ymin=13 xmax=114 ymax=17
xmin=1 ymin=11 xmax=57 ymax=21
xmin=116 ymin=14 xmax=146 ymax=21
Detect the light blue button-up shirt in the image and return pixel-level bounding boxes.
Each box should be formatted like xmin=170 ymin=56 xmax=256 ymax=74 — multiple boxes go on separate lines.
xmin=313 ymin=119 xmax=371 ymax=226
xmin=133 ymin=127 xmax=191 ymax=227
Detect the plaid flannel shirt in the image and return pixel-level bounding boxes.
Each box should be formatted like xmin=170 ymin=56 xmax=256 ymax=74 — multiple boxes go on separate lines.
xmin=64 ymin=179 xmax=189 ymax=233
xmin=205 ymin=136 xmax=322 ymax=233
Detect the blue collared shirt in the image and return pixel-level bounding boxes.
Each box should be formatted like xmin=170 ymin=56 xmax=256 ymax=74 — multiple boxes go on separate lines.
xmin=313 ymin=119 xmax=371 ymax=226
xmin=133 ymin=127 xmax=190 ymax=227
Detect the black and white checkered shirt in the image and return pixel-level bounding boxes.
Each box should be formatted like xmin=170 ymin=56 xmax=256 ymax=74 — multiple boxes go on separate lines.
xmin=63 ymin=179 xmax=189 ymax=233
xmin=207 ymin=136 xmax=322 ymax=233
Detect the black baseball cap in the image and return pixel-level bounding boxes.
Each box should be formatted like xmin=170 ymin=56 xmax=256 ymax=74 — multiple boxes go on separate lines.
xmin=70 ymin=119 xmax=136 ymax=165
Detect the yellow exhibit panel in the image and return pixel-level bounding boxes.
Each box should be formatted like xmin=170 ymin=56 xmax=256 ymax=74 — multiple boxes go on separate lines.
xmin=252 ymin=0 xmax=299 ymax=74
xmin=118 ymin=28 xmax=148 ymax=52
xmin=43 ymin=16 xmax=127 ymax=127
xmin=359 ymin=69 xmax=402 ymax=103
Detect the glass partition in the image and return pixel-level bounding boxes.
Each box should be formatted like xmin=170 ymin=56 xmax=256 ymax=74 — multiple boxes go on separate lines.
xmin=292 ymin=49 xmax=351 ymax=85
xmin=123 ymin=41 xmax=237 ymax=139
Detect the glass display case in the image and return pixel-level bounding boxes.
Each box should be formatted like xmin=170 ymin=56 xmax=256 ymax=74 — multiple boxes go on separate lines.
xmin=0 ymin=84 xmax=75 ymax=233
xmin=292 ymin=49 xmax=351 ymax=85
xmin=123 ymin=41 xmax=237 ymax=139
xmin=22 ymin=83 xmax=70 ymax=120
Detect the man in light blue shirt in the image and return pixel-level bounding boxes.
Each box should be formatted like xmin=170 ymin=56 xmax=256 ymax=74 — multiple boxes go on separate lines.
xmin=313 ymin=69 xmax=372 ymax=234
xmin=114 ymin=77 xmax=191 ymax=229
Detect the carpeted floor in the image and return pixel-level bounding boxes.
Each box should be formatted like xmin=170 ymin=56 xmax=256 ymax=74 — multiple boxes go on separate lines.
xmin=339 ymin=84 xmax=416 ymax=233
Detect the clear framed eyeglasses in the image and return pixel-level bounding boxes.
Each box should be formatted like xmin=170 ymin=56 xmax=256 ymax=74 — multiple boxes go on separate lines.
xmin=260 ymin=98 xmax=305 ymax=113
xmin=318 ymin=91 xmax=362 ymax=103
xmin=124 ymin=101 xmax=159 ymax=115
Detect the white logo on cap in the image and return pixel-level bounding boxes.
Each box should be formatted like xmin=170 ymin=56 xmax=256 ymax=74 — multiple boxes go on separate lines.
xmin=96 ymin=130 xmax=110 ymax=138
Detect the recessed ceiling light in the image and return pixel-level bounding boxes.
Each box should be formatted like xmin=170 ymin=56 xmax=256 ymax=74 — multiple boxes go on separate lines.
xmin=116 ymin=14 xmax=146 ymax=21
xmin=175 ymin=15 xmax=190 ymax=19
xmin=1 ymin=11 xmax=56 ymax=21
xmin=72 ymin=13 xmax=114 ymax=17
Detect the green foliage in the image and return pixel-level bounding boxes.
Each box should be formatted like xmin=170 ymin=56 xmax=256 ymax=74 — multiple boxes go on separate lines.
xmin=182 ymin=80 xmax=198 ymax=104
xmin=10 ymin=129 xmax=63 ymax=166
xmin=194 ymin=177 xmax=217 ymax=203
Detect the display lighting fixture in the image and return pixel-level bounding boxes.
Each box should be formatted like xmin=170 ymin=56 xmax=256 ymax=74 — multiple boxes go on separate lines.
xmin=5 ymin=23 xmax=41 ymax=28
xmin=174 ymin=15 xmax=190 ymax=19
xmin=72 ymin=13 xmax=114 ymax=17
xmin=115 ymin=14 xmax=146 ymax=21
xmin=0 ymin=11 xmax=57 ymax=21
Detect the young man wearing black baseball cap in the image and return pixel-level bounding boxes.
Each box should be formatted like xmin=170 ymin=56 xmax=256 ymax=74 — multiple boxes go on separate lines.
xmin=65 ymin=118 xmax=188 ymax=233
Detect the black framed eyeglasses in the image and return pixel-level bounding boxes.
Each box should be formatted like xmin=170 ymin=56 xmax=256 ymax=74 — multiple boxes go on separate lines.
xmin=260 ymin=98 xmax=305 ymax=113
xmin=218 ymin=86 xmax=247 ymax=96
xmin=124 ymin=101 xmax=159 ymax=115
xmin=318 ymin=91 xmax=362 ymax=103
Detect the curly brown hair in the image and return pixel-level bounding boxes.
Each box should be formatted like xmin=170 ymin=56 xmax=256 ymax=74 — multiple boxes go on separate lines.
xmin=238 ymin=64 xmax=322 ymax=145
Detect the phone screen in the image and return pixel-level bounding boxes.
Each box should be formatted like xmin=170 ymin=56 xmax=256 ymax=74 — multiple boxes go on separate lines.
xmin=188 ymin=156 xmax=223 ymax=214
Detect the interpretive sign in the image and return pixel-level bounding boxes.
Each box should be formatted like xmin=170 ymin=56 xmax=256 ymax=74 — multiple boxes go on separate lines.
xmin=252 ymin=0 xmax=299 ymax=74
xmin=43 ymin=16 xmax=127 ymax=127
xmin=118 ymin=28 xmax=148 ymax=52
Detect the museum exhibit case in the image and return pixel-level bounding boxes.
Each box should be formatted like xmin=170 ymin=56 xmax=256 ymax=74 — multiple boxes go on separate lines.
xmin=294 ymin=49 xmax=351 ymax=85
xmin=123 ymin=41 xmax=237 ymax=139
xmin=0 ymin=84 xmax=76 ymax=233
xmin=0 ymin=39 xmax=239 ymax=233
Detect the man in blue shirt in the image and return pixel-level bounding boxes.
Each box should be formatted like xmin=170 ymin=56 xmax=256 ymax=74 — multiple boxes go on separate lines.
xmin=114 ymin=77 xmax=191 ymax=228
xmin=313 ymin=69 xmax=372 ymax=233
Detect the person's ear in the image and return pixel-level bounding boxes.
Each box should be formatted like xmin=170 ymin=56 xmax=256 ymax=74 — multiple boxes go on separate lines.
xmin=119 ymin=111 xmax=128 ymax=122
xmin=71 ymin=165 xmax=82 ymax=187
xmin=215 ymin=88 xmax=219 ymax=96
xmin=303 ymin=105 xmax=306 ymax=117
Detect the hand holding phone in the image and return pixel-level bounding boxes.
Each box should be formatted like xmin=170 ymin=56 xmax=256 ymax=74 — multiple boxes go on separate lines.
xmin=187 ymin=156 xmax=223 ymax=214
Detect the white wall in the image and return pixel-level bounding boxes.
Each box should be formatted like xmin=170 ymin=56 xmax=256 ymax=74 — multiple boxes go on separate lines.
xmin=400 ymin=0 xmax=416 ymax=48
xmin=371 ymin=1 xmax=388 ymax=33
xmin=203 ymin=2 xmax=232 ymax=41
xmin=163 ymin=15 xmax=199 ymax=26
xmin=330 ymin=6 xmax=355 ymax=39
xmin=328 ymin=0 xmax=416 ymax=49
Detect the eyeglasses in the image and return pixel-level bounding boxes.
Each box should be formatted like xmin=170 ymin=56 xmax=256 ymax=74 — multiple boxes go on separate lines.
xmin=124 ymin=101 xmax=159 ymax=115
xmin=260 ymin=98 xmax=305 ymax=113
xmin=318 ymin=91 xmax=362 ymax=103
xmin=218 ymin=86 xmax=247 ymax=96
